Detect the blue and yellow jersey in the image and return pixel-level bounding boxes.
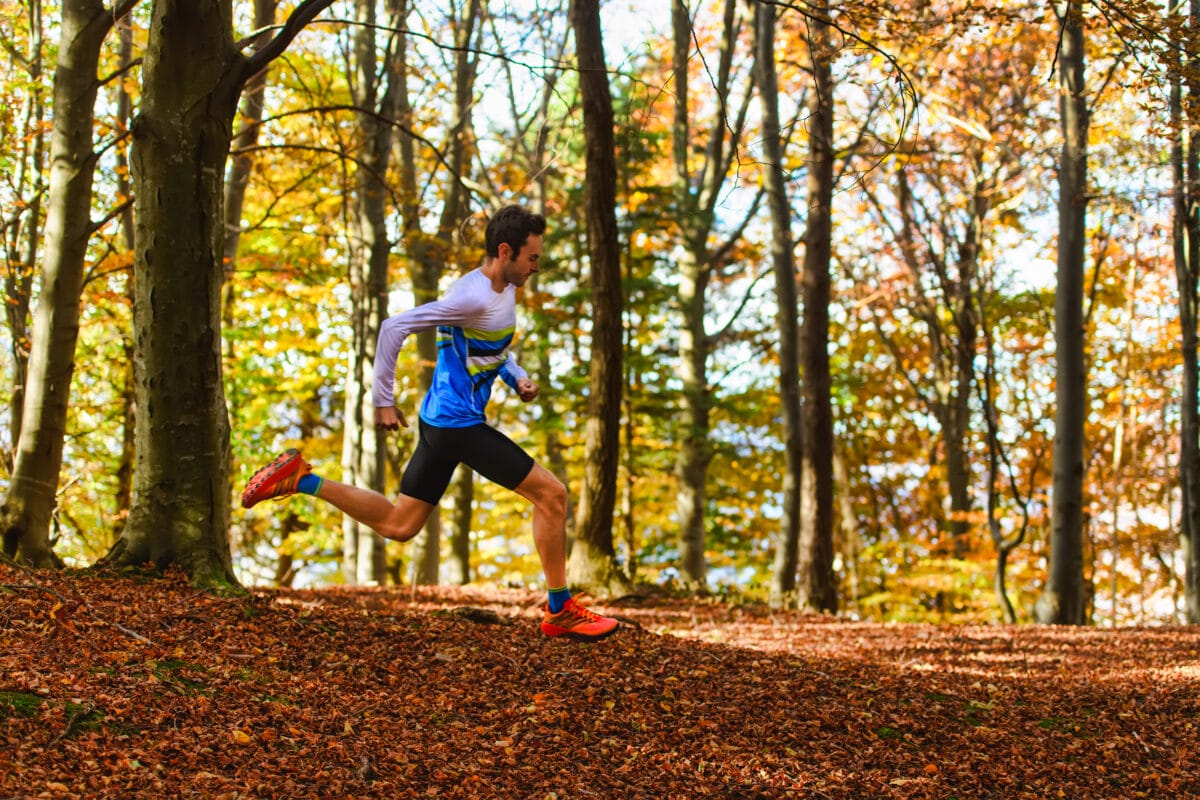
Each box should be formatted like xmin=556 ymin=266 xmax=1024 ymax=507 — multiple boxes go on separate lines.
xmin=373 ymin=268 xmax=527 ymax=428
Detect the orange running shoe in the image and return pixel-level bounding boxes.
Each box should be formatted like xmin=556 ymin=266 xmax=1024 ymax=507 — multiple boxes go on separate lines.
xmin=241 ymin=449 xmax=311 ymax=509
xmin=541 ymin=597 xmax=619 ymax=642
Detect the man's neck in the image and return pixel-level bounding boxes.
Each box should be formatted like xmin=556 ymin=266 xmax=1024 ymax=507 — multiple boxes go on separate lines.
xmin=478 ymin=259 xmax=507 ymax=293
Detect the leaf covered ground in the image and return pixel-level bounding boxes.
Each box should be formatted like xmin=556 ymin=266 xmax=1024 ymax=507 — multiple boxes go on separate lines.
xmin=2 ymin=564 xmax=1199 ymax=799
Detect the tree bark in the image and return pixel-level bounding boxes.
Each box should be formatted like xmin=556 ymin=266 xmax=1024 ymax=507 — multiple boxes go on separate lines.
xmin=394 ymin=0 xmax=481 ymax=586
xmin=670 ymin=0 xmax=744 ymax=590
xmin=797 ymin=0 xmax=837 ymax=613
xmin=3 ymin=0 xmax=45 ymax=460
xmin=1 ymin=0 xmax=119 ymax=567
xmin=755 ymin=1 xmax=803 ymax=610
xmin=1172 ymin=0 xmax=1200 ymax=622
xmin=446 ymin=465 xmax=473 ymax=585
xmin=112 ymin=17 xmax=137 ymax=546
xmin=341 ymin=0 xmax=402 ymax=586
xmin=108 ymin=0 xmax=335 ymax=587
xmin=1037 ymin=0 xmax=1089 ymax=624
xmin=566 ymin=0 xmax=626 ymax=595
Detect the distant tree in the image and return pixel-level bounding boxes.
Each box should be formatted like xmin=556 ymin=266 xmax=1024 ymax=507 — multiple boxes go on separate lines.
xmin=340 ymin=0 xmax=405 ymax=586
xmin=1170 ymin=0 xmax=1200 ymax=622
xmin=393 ymin=0 xmax=484 ymax=585
xmin=669 ymin=0 xmax=758 ymax=589
xmin=2 ymin=0 xmax=47 ymax=456
xmin=1037 ymin=0 xmax=1090 ymax=624
xmin=797 ymin=0 xmax=837 ymax=613
xmin=1 ymin=0 xmax=134 ymax=567
xmin=755 ymin=0 xmax=803 ymax=609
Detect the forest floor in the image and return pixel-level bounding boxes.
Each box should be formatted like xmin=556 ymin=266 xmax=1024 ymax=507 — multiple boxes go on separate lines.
xmin=2 ymin=562 xmax=1199 ymax=800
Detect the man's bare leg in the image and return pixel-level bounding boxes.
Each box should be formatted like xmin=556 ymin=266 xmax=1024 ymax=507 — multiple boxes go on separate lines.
xmin=313 ymin=479 xmax=434 ymax=543
xmin=511 ymin=463 xmax=569 ymax=588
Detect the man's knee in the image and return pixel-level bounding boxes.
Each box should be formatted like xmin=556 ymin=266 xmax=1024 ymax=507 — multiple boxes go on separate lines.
xmin=514 ymin=464 xmax=567 ymax=516
xmin=380 ymin=522 xmax=422 ymax=543
xmin=546 ymin=476 xmax=567 ymax=515
xmin=378 ymin=498 xmax=434 ymax=542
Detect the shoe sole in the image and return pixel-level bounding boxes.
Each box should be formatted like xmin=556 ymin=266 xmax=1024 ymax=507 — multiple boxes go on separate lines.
xmin=541 ymin=624 xmax=619 ymax=642
xmin=241 ymin=449 xmax=305 ymax=508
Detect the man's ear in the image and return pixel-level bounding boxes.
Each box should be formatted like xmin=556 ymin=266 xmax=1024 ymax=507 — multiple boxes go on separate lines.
xmin=497 ymin=242 xmax=512 ymax=262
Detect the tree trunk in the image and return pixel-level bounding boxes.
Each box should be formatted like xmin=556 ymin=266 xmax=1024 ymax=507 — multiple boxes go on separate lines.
xmin=1172 ymin=0 xmax=1200 ymax=622
xmin=1 ymin=0 xmax=118 ymax=567
xmin=671 ymin=0 xmax=710 ymax=589
xmin=395 ymin=0 xmax=481 ymax=586
xmin=221 ymin=0 xmax=275 ymax=271
xmin=796 ymin=0 xmax=837 ymax=614
xmin=674 ymin=243 xmax=711 ymax=589
xmin=893 ymin=165 xmax=983 ymax=568
xmin=669 ymin=0 xmax=741 ymax=591
xmin=1037 ymin=0 xmax=1089 ymax=624
xmin=3 ymin=0 xmax=45 ymax=461
xmin=755 ymin=1 xmax=803 ymax=610
xmin=221 ymin=0 xmax=274 ymax=564
xmin=446 ymin=465 xmax=473 ymax=585
xmin=109 ymin=0 xmax=244 ymax=587
xmin=112 ymin=17 xmax=138 ymax=545
xmin=109 ymin=0 xmax=336 ymax=586
xmin=834 ymin=453 xmax=861 ymax=615
xmin=566 ymin=0 xmax=627 ymax=595
xmin=341 ymin=0 xmax=401 ymax=586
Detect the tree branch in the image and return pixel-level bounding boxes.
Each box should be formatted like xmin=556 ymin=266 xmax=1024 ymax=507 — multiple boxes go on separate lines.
xmin=240 ymin=0 xmax=338 ymax=85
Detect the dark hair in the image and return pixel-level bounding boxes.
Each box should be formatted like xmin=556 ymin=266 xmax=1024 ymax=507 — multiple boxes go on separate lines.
xmin=485 ymin=205 xmax=547 ymax=258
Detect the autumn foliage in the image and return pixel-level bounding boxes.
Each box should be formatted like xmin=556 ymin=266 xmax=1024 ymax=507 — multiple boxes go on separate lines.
xmin=4 ymin=563 xmax=1199 ymax=799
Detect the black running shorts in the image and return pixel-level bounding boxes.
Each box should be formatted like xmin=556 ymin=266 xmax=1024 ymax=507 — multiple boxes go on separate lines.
xmin=399 ymin=419 xmax=536 ymax=505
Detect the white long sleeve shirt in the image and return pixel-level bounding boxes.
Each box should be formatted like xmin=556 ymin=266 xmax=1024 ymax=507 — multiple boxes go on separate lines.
xmin=372 ymin=268 xmax=528 ymax=427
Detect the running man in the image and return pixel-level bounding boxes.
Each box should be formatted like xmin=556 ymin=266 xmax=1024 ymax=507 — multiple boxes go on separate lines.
xmin=241 ymin=204 xmax=618 ymax=642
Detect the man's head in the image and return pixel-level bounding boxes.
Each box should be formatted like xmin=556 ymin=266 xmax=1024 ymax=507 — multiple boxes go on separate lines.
xmin=485 ymin=205 xmax=547 ymax=259
xmin=486 ymin=205 xmax=546 ymax=288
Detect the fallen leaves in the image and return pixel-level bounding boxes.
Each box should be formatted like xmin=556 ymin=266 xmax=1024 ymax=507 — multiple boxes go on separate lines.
xmin=2 ymin=564 xmax=1200 ymax=798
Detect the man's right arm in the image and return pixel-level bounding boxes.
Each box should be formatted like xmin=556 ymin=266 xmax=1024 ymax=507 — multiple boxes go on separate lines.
xmin=372 ymin=313 xmax=412 ymax=412
xmin=371 ymin=282 xmax=488 ymax=420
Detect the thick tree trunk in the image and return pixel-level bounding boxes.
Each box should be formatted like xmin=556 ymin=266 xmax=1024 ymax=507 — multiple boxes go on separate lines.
xmin=109 ymin=0 xmax=244 ymax=587
xmin=1 ymin=0 xmax=116 ymax=567
xmin=100 ymin=0 xmax=332 ymax=586
xmin=755 ymin=1 xmax=803 ymax=609
xmin=566 ymin=0 xmax=627 ymax=595
xmin=1037 ymin=0 xmax=1089 ymax=624
xmin=796 ymin=0 xmax=837 ymax=613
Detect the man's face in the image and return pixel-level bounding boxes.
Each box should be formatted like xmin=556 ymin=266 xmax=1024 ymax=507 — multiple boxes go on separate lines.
xmin=501 ymin=234 xmax=543 ymax=287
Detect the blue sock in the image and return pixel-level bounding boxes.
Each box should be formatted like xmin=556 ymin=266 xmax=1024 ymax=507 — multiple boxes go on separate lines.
xmin=297 ymin=473 xmax=324 ymax=496
xmin=547 ymin=586 xmax=572 ymax=614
